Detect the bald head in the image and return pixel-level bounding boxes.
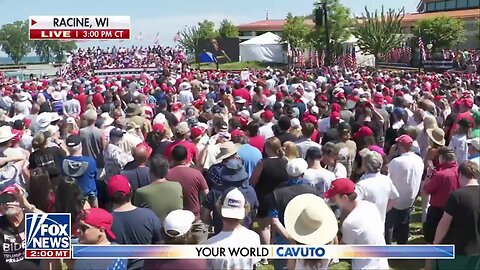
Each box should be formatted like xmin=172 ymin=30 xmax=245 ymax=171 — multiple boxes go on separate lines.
xmin=133 ymin=144 xmax=151 ymax=164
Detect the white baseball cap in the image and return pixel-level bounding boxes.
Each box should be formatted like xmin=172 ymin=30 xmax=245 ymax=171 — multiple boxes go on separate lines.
xmin=286 ymin=158 xmax=309 ymax=178
xmin=163 ymin=210 xmax=195 ymax=238
xmin=221 ymin=188 xmax=246 ymax=220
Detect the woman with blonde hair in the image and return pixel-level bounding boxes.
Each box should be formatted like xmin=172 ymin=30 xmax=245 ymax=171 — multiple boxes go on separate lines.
xmin=418 ymin=114 xmax=439 ymax=159
xmin=288 ymin=118 xmax=302 ymax=139
xmin=284 ymin=141 xmax=299 ymax=161
xmin=250 ymin=137 xmax=289 ymax=247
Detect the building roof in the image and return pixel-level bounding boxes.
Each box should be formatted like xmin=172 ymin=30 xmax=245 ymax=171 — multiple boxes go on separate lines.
xmin=402 ymin=8 xmax=480 ymax=26
xmin=237 ymin=19 xmax=315 ymax=32
xmin=237 ymin=9 xmax=479 ymax=32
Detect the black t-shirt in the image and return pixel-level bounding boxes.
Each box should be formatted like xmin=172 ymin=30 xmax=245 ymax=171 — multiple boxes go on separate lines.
xmin=161 ymin=110 xmax=178 ymax=128
xmin=0 ymin=237 xmax=12 ymax=270
xmin=0 ymin=216 xmax=40 ymax=270
xmin=265 ymin=182 xmax=321 ymax=225
xmin=444 ymin=186 xmax=480 ymax=255
xmin=111 ymin=208 xmax=162 ymax=270
xmin=28 ymin=147 xmax=66 ymax=171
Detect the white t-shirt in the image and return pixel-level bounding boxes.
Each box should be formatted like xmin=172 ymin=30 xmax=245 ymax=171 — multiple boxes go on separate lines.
xmin=303 ymin=167 xmax=336 ymax=197
xmin=205 ymin=226 xmax=261 ymax=270
xmin=449 ymin=134 xmax=468 ymax=165
xmin=356 ymin=173 xmax=400 ymax=223
xmin=327 ymin=162 xmax=347 ymax=179
xmin=342 ymin=201 xmax=390 ymax=270
xmin=259 ymin=122 xmax=274 ymax=139
xmin=178 ymin=90 xmax=194 ymax=106
xmin=388 ymin=152 xmax=424 ymax=210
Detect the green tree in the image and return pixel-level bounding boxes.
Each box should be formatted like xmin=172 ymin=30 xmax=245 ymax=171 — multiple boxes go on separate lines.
xmin=218 ymin=19 xmax=239 ymax=38
xmin=309 ymin=0 xmax=354 ymax=54
xmin=413 ymin=16 xmax=465 ymax=50
xmin=354 ymin=6 xmax=405 ymax=63
xmin=0 ymin=20 xmax=30 ymax=64
xmin=197 ymin=20 xmax=218 ymax=39
xmin=178 ymin=25 xmax=201 ymax=54
xmin=282 ymin=13 xmax=310 ymax=49
xmin=33 ymin=40 xmax=77 ymax=63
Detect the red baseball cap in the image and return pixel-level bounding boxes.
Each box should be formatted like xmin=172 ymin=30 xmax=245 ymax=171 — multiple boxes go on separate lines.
xmin=330 ymin=111 xmax=341 ymax=122
xmin=107 ymin=175 xmax=131 ymax=198
xmin=324 ymin=178 xmax=356 ymax=199
xmin=353 ymin=126 xmax=374 ymax=140
xmin=80 ymin=208 xmax=116 ymax=240
xmin=396 ymin=134 xmax=413 ymax=145
xmin=335 ymin=92 xmax=346 ymax=99
xmin=331 ymin=103 xmax=341 ymax=113
xmin=190 ymin=126 xmax=205 ymax=140
xmin=261 ymin=110 xmax=274 ymax=122
xmin=373 ymin=93 xmax=384 ymax=105
xmin=152 ymin=123 xmax=165 ymax=133
xmin=230 ymin=129 xmax=245 ymax=138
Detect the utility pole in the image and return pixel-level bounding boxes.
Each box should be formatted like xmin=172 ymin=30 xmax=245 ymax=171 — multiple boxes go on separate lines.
xmin=323 ymin=1 xmax=331 ymax=66
xmin=265 ymin=9 xmax=269 ymax=20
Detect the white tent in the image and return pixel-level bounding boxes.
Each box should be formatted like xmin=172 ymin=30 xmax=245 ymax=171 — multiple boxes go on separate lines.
xmin=240 ymin=32 xmax=287 ymax=63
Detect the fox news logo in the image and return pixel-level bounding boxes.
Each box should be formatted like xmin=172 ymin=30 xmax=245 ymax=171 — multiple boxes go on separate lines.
xmin=25 ymin=213 xmax=71 ymax=259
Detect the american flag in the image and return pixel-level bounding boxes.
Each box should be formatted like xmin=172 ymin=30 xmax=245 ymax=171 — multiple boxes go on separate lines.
xmin=351 ymin=47 xmax=357 ymax=69
xmin=314 ymin=50 xmax=319 ymax=68
xmin=419 ymin=37 xmax=427 ymax=61
xmin=319 ymin=50 xmax=325 ymax=67
xmin=309 ymin=50 xmax=314 ymax=68
xmin=173 ymin=32 xmax=181 ymax=43
xmin=299 ymin=50 xmax=305 ymax=68
xmin=403 ymin=46 xmax=412 ymax=63
xmin=136 ymin=31 xmax=143 ymax=41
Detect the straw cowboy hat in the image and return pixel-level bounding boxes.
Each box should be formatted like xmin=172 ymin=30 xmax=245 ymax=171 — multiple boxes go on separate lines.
xmin=284 ymin=194 xmax=338 ymax=245
xmin=216 ymin=142 xmax=240 ymax=162
xmin=100 ymin=113 xmax=115 ymax=127
xmin=0 ymin=126 xmax=16 ymax=143
xmin=125 ymin=104 xmax=142 ymax=117
xmin=426 ymin=127 xmax=446 ymax=146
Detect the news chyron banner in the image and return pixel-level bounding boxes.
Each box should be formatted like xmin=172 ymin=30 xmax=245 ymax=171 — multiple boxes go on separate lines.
xmin=26 ymin=213 xmax=454 ymax=260
xmin=29 ymin=16 xmax=130 ymax=40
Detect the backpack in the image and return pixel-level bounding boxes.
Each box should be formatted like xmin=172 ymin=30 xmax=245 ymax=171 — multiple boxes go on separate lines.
xmin=62 ymin=159 xmax=89 ymax=182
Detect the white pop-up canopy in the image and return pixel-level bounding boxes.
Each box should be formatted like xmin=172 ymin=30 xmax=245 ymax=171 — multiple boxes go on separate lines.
xmin=240 ymin=32 xmax=287 ymax=63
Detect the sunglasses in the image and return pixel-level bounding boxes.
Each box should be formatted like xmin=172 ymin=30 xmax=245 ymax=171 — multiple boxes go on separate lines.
xmin=79 ymin=224 xmax=92 ymax=233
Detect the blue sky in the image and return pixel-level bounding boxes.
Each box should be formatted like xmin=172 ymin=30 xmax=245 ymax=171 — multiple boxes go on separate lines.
xmin=0 ymin=0 xmax=419 ymax=50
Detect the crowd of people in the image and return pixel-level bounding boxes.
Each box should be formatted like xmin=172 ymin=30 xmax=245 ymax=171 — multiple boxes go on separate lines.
xmin=61 ymin=45 xmax=186 ymax=79
xmin=0 ymin=44 xmax=479 ymax=270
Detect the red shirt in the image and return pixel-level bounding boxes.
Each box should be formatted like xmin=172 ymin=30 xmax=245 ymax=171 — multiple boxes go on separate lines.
xmin=164 ymin=140 xmax=198 ymax=164
xmin=233 ymin=88 xmax=251 ymax=105
xmin=248 ymin=135 xmax=265 ymax=153
xmin=75 ymin=93 xmax=88 ymax=113
xmin=92 ymin=92 xmax=105 ymax=108
xmin=423 ymin=162 xmax=459 ymax=207
xmin=166 ymin=166 xmax=208 ymax=220
xmin=311 ymin=129 xmax=321 ymax=143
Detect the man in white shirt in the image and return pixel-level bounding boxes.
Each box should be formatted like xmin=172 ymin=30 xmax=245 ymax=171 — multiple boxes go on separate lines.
xmin=204 ymin=188 xmax=260 ymax=270
xmin=258 ymin=110 xmax=275 ymax=139
xmin=296 ymin=123 xmax=322 ymax=159
xmin=325 ymin=178 xmax=390 ymax=270
xmin=178 ymin=82 xmax=194 ymax=106
xmin=386 ymin=134 xmax=424 ymax=244
xmin=303 ymin=147 xmax=335 ymax=197
xmin=356 ymin=148 xmax=399 ymax=223
xmin=449 ymin=118 xmax=470 ymax=164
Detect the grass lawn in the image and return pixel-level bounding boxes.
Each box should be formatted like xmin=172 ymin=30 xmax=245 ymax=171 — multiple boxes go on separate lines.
xmin=258 ymin=199 xmax=427 ymax=270
xmin=196 ymin=61 xmax=287 ymax=70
